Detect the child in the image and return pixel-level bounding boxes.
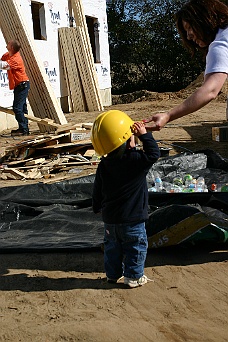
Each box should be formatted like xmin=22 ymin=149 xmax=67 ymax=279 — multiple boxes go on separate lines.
xmin=92 ymin=110 xmax=160 ymax=288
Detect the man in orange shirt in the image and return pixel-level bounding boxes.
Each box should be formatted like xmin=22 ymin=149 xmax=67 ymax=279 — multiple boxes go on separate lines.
xmin=0 ymin=40 xmax=30 ymax=136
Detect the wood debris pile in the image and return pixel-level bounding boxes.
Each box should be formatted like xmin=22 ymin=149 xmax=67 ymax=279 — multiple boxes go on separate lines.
xmin=0 ymin=123 xmax=99 ymax=181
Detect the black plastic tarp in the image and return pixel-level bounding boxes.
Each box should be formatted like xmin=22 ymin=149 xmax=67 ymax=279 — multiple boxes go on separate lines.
xmin=0 ymin=149 xmax=228 ymax=252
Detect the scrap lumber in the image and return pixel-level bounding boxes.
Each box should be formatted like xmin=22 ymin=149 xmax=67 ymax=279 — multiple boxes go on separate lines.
xmin=1 ymin=168 xmax=26 ymax=180
xmin=0 ymin=147 xmax=7 ymax=161
xmin=1 ymin=149 xmax=96 ymax=180
xmin=25 ymin=158 xmax=46 ymax=166
xmin=0 ymin=106 xmax=14 ymax=116
xmin=0 ymin=121 xmax=96 ymax=180
xmin=55 ymin=125 xmax=84 ymax=134
xmin=55 ymin=161 xmax=91 ymax=167
xmin=35 ymin=140 xmax=92 ymax=151
xmin=0 ymin=106 xmax=62 ymax=129
xmin=55 ymin=122 xmax=93 ymax=134
xmin=82 ymin=123 xmax=93 ymax=129
xmin=0 ymin=107 xmax=92 ymax=133
xmin=84 ymin=149 xmax=96 ymax=158
xmin=25 ymin=169 xmax=42 ymax=179
xmin=0 ymin=0 xmax=67 ymax=132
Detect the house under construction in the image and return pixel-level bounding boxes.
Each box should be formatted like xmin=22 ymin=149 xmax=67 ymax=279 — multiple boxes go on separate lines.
xmin=0 ymin=0 xmax=111 ymax=132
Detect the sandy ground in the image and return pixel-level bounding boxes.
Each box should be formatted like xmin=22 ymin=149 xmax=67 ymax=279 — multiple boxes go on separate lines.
xmin=0 ymin=94 xmax=228 ymax=341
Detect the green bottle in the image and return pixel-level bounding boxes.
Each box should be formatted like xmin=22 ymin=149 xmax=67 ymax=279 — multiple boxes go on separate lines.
xmin=221 ymin=184 xmax=228 ymax=192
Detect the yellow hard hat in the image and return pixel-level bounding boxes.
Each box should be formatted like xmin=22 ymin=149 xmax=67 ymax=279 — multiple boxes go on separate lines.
xmin=91 ymin=110 xmax=134 ymax=156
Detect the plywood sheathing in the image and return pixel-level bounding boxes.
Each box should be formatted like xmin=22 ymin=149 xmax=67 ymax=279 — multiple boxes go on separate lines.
xmin=58 ymin=28 xmax=87 ymax=112
xmin=59 ymin=27 xmax=103 ymax=112
xmin=74 ymin=26 xmax=103 ymax=111
xmin=68 ymin=0 xmax=103 ymax=111
xmin=0 ymin=0 xmax=67 ymax=132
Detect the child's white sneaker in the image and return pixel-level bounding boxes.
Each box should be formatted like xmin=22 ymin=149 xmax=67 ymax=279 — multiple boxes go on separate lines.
xmin=124 ymin=275 xmax=153 ymax=288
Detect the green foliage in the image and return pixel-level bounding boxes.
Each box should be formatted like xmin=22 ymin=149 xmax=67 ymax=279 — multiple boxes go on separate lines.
xmin=106 ymin=0 xmax=206 ymax=94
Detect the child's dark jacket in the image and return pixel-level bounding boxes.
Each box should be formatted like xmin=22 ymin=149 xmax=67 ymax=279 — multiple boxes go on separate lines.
xmin=92 ymin=132 xmax=160 ymax=224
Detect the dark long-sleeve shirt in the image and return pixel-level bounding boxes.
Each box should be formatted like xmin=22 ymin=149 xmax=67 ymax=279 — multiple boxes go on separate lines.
xmin=92 ymin=132 xmax=160 ymax=224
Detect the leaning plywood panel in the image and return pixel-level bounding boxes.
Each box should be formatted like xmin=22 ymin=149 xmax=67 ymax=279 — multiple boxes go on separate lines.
xmin=73 ymin=27 xmax=103 ymax=111
xmin=70 ymin=0 xmax=103 ymax=111
xmin=58 ymin=28 xmax=87 ymax=112
xmin=59 ymin=27 xmax=102 ymax=112
xmin=0 ymin=0 xmax=67 ymax=132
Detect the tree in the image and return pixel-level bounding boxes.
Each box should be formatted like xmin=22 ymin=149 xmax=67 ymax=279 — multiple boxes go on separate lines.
xmin=107 ymin=0 xmax=206 ymax=94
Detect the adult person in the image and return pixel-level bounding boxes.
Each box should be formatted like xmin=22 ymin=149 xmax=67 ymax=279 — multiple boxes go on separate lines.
xmin=91 ymin=110 xmax=160 ymax=288
xmin=0 ymin=40 xmax=30 ymax=136
xmin=144 ymin=0 xmax=228 ymax=131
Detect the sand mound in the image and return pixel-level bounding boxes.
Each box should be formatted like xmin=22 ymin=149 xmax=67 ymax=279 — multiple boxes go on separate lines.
xmin=112 ymin=73 xmax=227 ymax=104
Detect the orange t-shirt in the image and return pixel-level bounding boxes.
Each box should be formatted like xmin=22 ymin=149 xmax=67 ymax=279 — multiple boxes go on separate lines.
xmin=1 ymin=51 xmax=29 ymax=90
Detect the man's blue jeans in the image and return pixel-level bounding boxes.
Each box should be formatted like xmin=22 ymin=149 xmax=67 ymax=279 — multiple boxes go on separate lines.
xmin=13 ymin=81 xmax=30 ymax=132
xmin=104 ymin=222 xmax=148 ymax=280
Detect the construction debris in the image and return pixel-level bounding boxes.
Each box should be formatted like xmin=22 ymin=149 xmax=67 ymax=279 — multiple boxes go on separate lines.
xmin=0 ymin=122 xmax=99 ymax=181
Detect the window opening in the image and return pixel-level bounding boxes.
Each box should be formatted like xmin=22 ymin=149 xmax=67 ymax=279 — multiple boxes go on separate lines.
xmin=86 ymin=16 xmax=100 ymax=63
xmin=31 ymin=1 xmax=47 ymax=40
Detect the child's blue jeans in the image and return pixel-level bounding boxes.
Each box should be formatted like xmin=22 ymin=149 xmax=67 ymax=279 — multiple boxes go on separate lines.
xmin=104 ymin=221 xmax=148 ymax=280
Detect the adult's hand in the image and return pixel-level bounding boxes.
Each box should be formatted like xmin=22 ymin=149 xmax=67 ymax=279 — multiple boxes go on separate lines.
xmin=143 ymin=72 xmax=227 ymax=131
xmin=143 ymin=112 xmax=170 ymax=131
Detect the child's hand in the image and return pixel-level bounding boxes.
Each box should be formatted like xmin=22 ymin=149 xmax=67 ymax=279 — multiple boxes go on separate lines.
xmin=132 ymin=121 xmax=147 ymax=136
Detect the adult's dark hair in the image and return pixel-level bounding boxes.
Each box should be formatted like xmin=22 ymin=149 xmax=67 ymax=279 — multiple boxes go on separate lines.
xmin=175 ymin=0 xmax=228 ymax=57
xmin=10 ymin=40 xmax=21 ymax=53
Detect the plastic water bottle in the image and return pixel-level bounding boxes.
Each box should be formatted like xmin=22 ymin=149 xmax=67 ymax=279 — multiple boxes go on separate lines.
xmin=154 ymin=177 xmax=163 ymax=192
xmin=173 ymin=177 xmax=183 ymax=186
xmin=196 ymin=177 xmax=207 ymax=192
xmin=184 ymin=174 xmax=193 ymax=187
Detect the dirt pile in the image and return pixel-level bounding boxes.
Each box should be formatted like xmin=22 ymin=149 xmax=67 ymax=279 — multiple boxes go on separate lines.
xmin=112 ymin=73 xmax=228 ymax=105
